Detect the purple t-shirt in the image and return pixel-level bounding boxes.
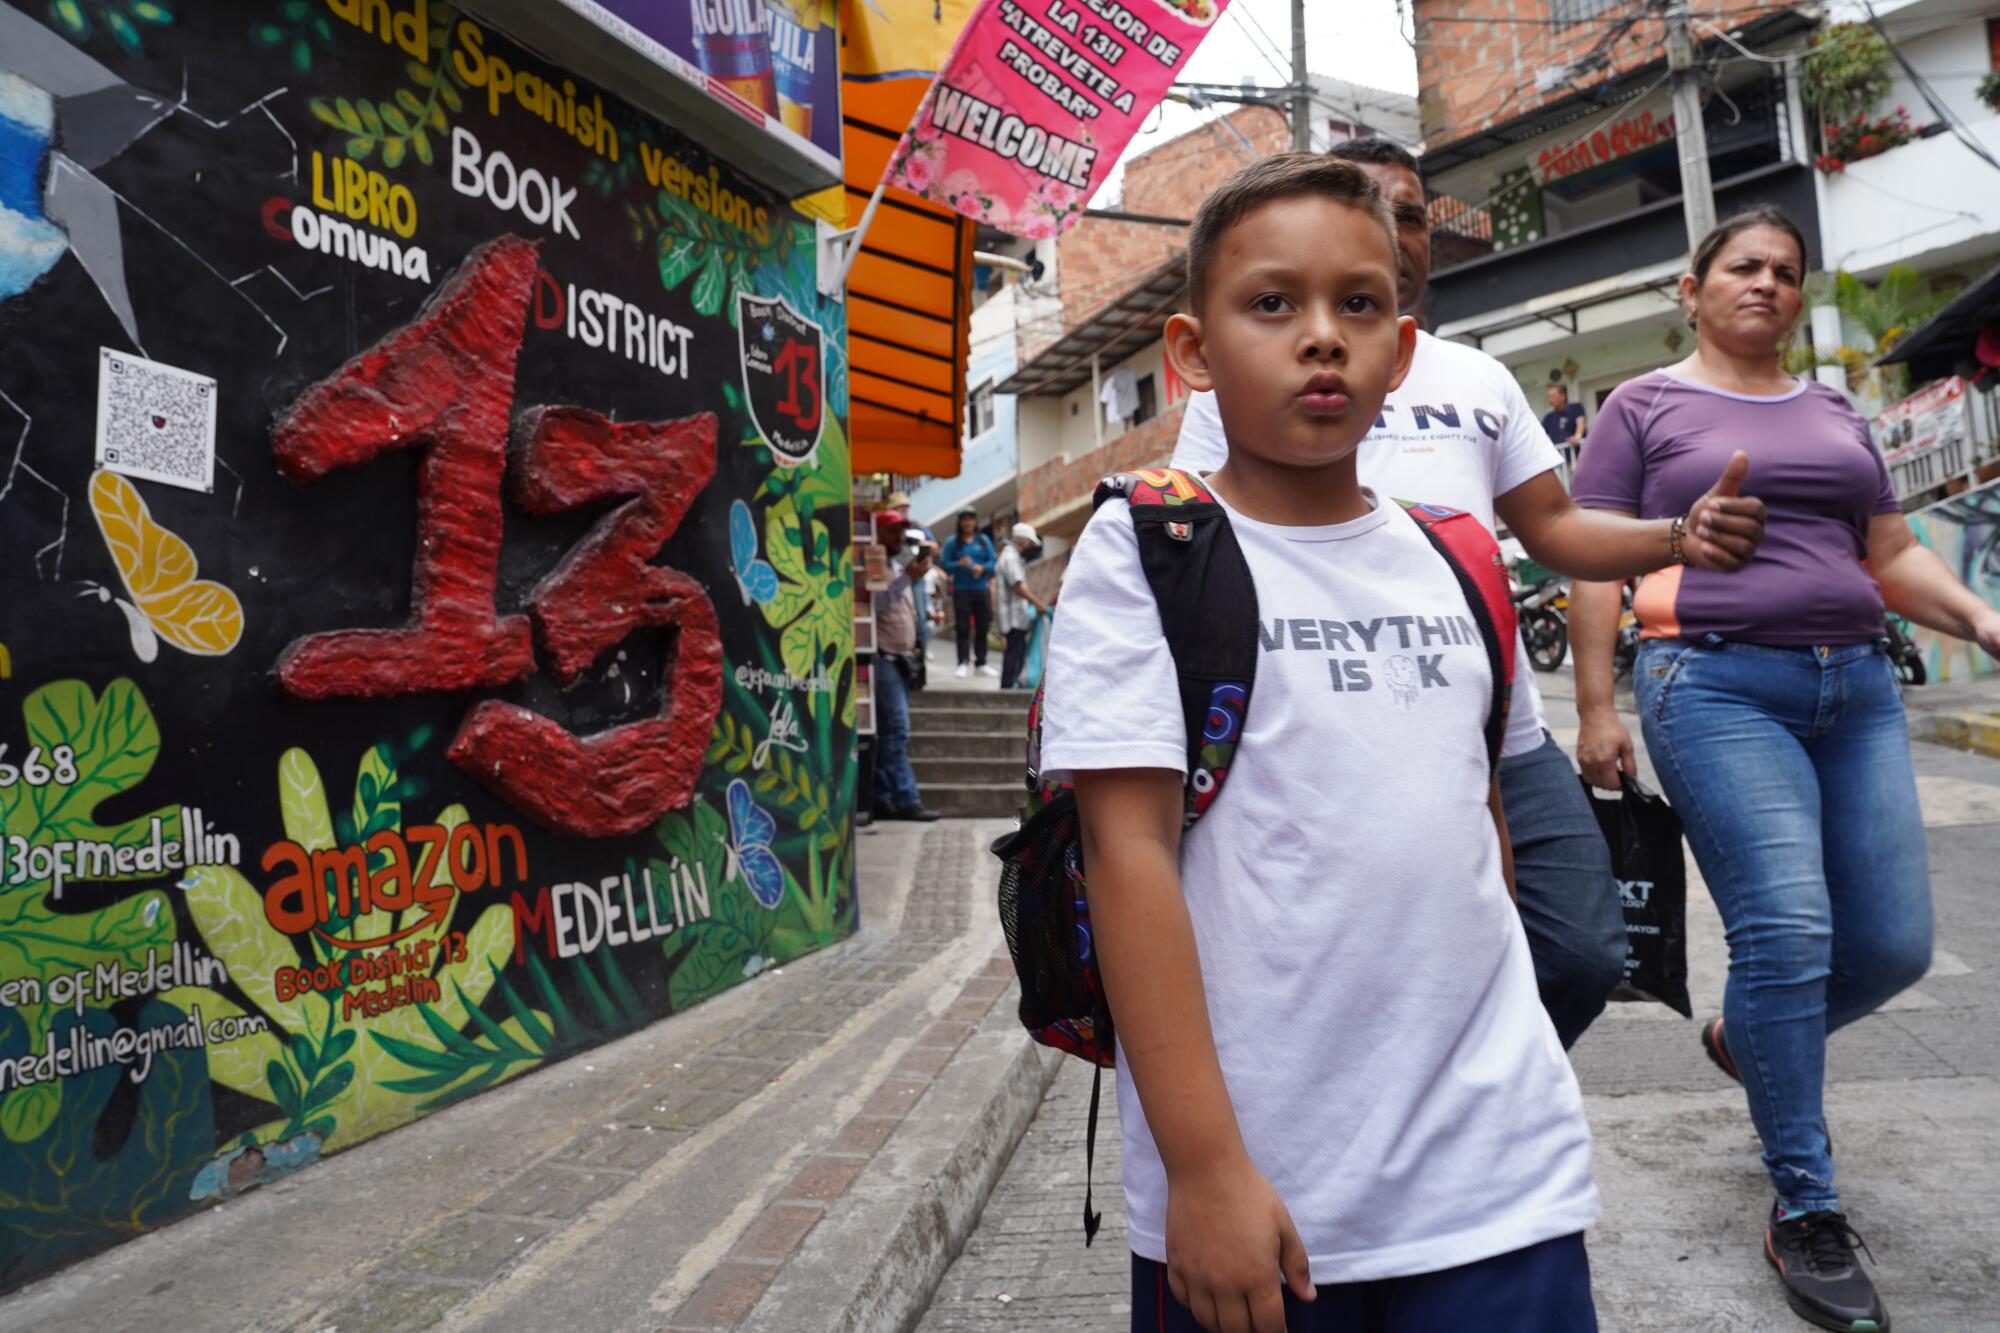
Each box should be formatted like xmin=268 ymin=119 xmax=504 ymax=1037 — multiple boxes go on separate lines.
xmin=1572 ymin=372 xmax=1899 ymax=645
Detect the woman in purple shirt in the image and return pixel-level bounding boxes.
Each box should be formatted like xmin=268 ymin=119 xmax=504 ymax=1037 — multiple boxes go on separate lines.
xmin=1570 ymin=208 xmax=2000 ymax=1333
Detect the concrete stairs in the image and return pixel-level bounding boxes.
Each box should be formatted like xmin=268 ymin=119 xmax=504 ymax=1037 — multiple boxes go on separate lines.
xmin=907 ymin=692 xmax=1031 ymax=819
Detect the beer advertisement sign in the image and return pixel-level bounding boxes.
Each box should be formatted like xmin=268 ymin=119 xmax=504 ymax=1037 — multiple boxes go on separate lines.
xmin=576 ymin=0 xmax=843 ymax=171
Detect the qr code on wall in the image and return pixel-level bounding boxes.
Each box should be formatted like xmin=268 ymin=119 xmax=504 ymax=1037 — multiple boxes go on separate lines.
xmin=94 ymin=348 xmax=218 ymax=493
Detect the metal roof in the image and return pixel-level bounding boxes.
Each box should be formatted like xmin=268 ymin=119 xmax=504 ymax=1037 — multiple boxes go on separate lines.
xmin=995 ymin=254 xmax=1187 ymax=398
xmin=1876 ymin=257 xmax=2000 ymax=380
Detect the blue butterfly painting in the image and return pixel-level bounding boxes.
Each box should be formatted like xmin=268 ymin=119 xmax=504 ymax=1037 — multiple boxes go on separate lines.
xmin=730 ymin=499 xmax=779 ymax=606
xmin=724 ymin=778 xmax=786 ymax=910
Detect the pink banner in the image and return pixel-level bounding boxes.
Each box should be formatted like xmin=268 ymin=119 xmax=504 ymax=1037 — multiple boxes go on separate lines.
xmin=885 ymin=0 xmax=1230 ymax=238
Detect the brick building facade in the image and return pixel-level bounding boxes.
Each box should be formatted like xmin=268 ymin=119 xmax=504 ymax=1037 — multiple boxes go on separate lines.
xmin=1413 ymin=2 xmax=1796 ymax=150
xmin=1025 ymin=106 xmax=1290 ymax=360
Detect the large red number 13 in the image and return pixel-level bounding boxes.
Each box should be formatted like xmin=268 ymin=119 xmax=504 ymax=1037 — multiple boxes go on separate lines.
xmin=272 ymin=237 xmax=725 ymax=838
xmin=772 ymin=337 xmax=820 ymax=434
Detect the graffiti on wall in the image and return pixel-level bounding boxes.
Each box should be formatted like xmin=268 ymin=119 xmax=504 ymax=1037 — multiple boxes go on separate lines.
xmin=1906 ymin=477 xmax=2000 ymax=682
xmin=0 ymin=0 xmax=853 ymax=1288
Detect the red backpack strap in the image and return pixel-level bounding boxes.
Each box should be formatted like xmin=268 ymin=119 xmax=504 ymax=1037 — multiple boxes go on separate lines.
xmin=1397 ymin=501 xmax=1517 ymax=770
xmin=1093 ymin=468 xmax=1258 ymax=823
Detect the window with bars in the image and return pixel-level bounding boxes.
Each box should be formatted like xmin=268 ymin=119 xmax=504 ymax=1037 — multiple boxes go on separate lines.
xmin=1550 ymin=0 xmax=1622 ymax=27
xmin=967 ymin=381 xmax=996 ymax=438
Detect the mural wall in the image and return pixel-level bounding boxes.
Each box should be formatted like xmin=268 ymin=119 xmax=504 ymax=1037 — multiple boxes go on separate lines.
xmin=1907 ymin=476 xmax=2000 ymax=682
xmin=0 ymin=0 xmax=854 ymax=1288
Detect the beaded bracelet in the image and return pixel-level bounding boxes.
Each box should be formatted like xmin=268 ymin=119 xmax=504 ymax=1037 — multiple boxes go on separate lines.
xmin=1669 ymin=513 xmax=1690 ymax=566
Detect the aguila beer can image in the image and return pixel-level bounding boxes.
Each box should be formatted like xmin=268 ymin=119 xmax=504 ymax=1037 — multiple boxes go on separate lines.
xmin=692 ymin=0 xmax=778 ymax=115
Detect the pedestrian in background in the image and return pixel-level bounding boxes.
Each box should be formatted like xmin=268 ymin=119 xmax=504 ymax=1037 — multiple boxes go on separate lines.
xmin=1569 ymin=206 xmax=2000 ymax=1333
xmin=1542 ymin=383 xmax=1587 ymax=448
xmin=994 ymin=522 xmax=1048 ymax=688
xmin=942 ymin=508 xmax=997 ymax=678
xmin=871 ymin=535 xmax=940 ymax=822
xmin=908 ymin=527 xmax=939 ymax=668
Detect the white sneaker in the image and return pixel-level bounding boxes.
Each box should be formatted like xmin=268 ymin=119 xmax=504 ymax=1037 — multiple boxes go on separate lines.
xmin=978 ymin=665 xmax=999 ymax=677
xmin=955 ymin=663 xmax=970 ymax=678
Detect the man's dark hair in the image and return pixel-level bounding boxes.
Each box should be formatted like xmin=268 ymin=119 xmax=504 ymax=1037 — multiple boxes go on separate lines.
xmin=1548 ymin=383 xmax=1568 ymax=400
xmin=1185 ymin=153 xmax=1394 ymax=312
xmin=1325 ymin=135 xmax=1420 ymax=176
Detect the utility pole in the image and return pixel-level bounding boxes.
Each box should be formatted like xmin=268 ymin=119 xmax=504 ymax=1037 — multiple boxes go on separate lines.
xmin=1664 ymin=1 xmax=1715 ymax=248
xmin=1291 ymin=0 xmax=1310 ymax=150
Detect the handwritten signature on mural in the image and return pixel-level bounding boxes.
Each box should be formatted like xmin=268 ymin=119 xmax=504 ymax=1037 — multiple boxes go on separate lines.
xmin=751 ymin=694 xmax=809 ymax=769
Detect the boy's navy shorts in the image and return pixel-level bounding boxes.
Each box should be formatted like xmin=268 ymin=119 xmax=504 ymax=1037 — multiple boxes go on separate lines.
xmin=1130 ymin=1232 xmax=1596 ymax=1333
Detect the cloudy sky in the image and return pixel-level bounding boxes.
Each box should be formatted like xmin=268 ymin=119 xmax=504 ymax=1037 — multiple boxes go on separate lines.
xmin=1096 ymin=0 xmax=1419 ymax=204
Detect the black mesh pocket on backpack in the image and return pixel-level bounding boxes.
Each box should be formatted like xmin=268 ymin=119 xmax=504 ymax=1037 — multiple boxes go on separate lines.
xmin=992 ymin=790 xmax=1108 ymax=1060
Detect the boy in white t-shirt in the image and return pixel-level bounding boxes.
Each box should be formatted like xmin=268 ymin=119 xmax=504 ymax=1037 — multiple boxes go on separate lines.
xmin=1040 ymin=154 xmax=1601 ymax=1332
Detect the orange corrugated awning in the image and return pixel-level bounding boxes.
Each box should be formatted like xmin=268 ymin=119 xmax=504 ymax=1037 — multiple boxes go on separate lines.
xmin=840 ymin=1 xmax=980 ymax=479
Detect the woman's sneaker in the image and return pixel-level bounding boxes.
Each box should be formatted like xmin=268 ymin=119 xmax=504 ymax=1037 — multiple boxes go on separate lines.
xmin=1764 ymin=1207 xmax=1888 ymax=1332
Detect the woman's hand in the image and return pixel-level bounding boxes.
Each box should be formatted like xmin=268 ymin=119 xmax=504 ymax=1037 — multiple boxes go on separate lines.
xmin=1577 ymin=706 xmax=1635 ymax=791
xmin=1681 ymin=451 xmax=1767 ymax=572
xmin=1972 ymin=608 xmax=2000 ymax=660
xmin=1165 ymin=1155 xmax=1316 ymax=1333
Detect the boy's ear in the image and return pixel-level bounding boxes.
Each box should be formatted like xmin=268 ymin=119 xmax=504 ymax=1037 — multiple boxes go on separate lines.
xmin=1385 ymin=315 xmax=1418 ymax=395
xmin=1163 ymin=311 xmax=1212 ymax=393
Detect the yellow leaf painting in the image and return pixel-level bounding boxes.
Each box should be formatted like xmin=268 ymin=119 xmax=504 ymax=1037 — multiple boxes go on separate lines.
xmin=88 ymin=471 xmax=244 ymax=656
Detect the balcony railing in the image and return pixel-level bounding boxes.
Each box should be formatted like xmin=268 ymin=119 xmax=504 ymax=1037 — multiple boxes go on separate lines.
xmin=1427 ymin=161 xmax=1818 ymax=331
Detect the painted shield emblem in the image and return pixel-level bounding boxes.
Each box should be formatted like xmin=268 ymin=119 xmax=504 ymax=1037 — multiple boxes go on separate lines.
xmin=736 ymin=293 xmax=824 ymax=466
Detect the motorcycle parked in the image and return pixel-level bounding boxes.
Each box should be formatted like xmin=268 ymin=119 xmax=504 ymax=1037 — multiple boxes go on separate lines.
xmin=1885 ymin=614 xmax=1927 ymax=687
xmin=1516 ymin=579 xmax=1569 ymax=672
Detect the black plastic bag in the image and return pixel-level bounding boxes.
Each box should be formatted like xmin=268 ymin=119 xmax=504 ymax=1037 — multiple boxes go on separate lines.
xmin=1582 ymin=774 xmax=1691 ymax=1017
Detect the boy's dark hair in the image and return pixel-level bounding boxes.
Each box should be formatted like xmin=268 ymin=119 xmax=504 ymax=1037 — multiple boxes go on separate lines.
xmin=1185 ymin=153 xmax=1395 ymax=312
xmin=1325 ymin=135 xmax=1420 ymax=176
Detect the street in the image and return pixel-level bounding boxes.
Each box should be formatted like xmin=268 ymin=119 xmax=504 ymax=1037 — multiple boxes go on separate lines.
xmin=918 ymin=664 xmax=2000 ymax=1333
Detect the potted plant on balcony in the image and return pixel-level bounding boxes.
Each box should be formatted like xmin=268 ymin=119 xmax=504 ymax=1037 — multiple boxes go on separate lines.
xmin=1815 ymin=106 xmax=1921 ymax=173
xmin=1803 ymin=22 xmax=1904 ymax=172
xmin=1803 ymin=22 xmax=1894 ymax=120
xmin=1979 ymin=70 xmax=2000 ymax=115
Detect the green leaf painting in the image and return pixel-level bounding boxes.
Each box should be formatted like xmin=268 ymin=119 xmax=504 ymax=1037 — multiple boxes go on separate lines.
xmin=305 ymin=3 xmax=463 ymax=172
xmin=0 ymin=680 xmax=179 ymax=1142
xmin=759 ymin=497 xmax=850 ymax=685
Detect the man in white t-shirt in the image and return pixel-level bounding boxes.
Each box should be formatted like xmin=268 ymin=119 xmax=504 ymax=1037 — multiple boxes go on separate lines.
xmin=994 ymin=522 xmax=1048 ymax=688
xmin=1171 ymin=137 xmax=1767 ymax=1048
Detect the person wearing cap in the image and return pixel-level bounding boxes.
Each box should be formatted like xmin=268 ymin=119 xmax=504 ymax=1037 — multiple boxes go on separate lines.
xmin=942 ymin=508 xmax=999 ymax=678
xmin=906 ymin=526 xmax=940 ymax=665
xmin=995 ymin=522 xmax=1049 ymax=689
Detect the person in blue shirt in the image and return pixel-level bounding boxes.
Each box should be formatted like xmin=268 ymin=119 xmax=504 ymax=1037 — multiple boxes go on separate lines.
xmin=940 ymin=508 xmax=998 ymax=678
xmin=1542 ymin=383 xmax=1588 ymax=447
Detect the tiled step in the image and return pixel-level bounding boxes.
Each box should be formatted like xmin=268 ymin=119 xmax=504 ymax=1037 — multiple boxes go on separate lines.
xmin=908 ymin=688 xmax=1032 ymax=712
xmin=913 ymin=756 xmax=1024 ymax=788
xmin=906 ymin=729 xmax=1019 ymax=761
xmin=924 ymin=782 xmax=1028 ymax=819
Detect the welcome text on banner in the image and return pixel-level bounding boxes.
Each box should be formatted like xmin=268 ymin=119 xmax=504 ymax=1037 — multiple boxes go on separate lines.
xmin=886 ymin=0 xmax=1229 ymax=238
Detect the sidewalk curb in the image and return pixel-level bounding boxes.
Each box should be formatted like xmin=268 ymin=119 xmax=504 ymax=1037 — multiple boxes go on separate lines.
xmin=830 ymin=1016 xmax=1062 ymax=1333
xmin=1912 ymin=708 xmax=2000 ymax=759
xmin=731 ymin=971 xmax=1063 ymax=1333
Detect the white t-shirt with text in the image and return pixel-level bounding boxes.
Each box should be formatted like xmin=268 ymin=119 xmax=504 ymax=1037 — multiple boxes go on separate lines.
xmin=1040 ymin=491 xmax=1599 ymax=1283
xmin=1172 ymin=331 xmax=1563 ymax=759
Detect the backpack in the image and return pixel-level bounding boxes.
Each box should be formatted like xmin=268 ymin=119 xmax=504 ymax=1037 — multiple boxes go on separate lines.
xmin=991 ymin=467 xmax=1518 ymax=1242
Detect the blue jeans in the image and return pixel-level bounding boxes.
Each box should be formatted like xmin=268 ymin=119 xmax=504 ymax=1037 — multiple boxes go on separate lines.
xmin=1131 ymin=1233 xmax=1596 ymax=1332
xmin=1499 ymin=733 xmax=1627 ymax=1048
xmin=872 ymin=656 xmax=921 ymax=812
xmin=1634 ymin=638 xmax=1932 ymax=1213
